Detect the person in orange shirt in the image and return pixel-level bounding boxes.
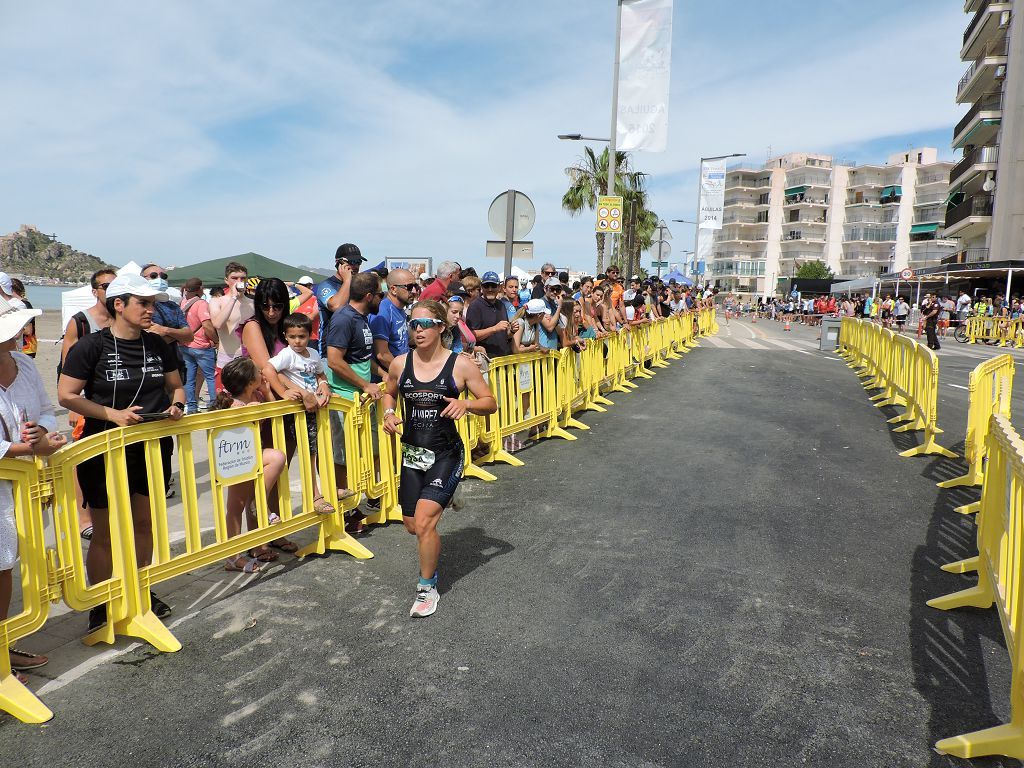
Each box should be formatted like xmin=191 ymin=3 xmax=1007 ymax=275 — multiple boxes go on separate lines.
xmin=604 ymin=266 xmax=625 ymax=323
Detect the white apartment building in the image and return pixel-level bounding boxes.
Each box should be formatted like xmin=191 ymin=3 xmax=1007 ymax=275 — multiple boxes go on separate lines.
xmin=709 ymin=149 xmax=955 ymax=296
xmin=943 ymin=0 xmax=1015 ymax=262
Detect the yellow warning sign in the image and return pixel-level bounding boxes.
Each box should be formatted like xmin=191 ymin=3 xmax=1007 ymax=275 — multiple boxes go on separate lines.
xmin=595 ymin=195 xmax=624 ymax=234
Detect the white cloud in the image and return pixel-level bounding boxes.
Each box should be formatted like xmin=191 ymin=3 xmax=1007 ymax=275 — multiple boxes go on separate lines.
xmin=0 ymin=1 xmax=968 ymax=274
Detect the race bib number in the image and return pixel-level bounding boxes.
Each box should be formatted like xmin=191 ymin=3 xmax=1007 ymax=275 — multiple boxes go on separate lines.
xmin=402 ymin=444 xmax=436 ymax=470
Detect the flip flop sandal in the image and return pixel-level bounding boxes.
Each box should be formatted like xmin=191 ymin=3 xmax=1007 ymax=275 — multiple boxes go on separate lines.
xmin=336 ymin=488 xmax=357 ymax=501
xmin=249 ymin=547 xmax=279 ymax=563
xmin=225 ymin=555 xmax=262 ymax=573
xmin=9 ymin=647 xmax=49 ymax=671
xmin=312 ymin=496 xmax=336 ymax=515
xmin=269 ymin=538 xmax=299 ymax=553
xmin=80 ymin=525 xmax=93 ymax=541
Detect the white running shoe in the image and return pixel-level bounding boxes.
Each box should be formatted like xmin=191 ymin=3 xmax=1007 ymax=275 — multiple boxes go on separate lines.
xmin=410 ymin=585 xmax=439 ymax=618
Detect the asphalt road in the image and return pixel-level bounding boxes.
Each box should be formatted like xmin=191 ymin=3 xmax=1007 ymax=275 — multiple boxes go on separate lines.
xmin=1 ymin=327 xmax=1016 ymax=767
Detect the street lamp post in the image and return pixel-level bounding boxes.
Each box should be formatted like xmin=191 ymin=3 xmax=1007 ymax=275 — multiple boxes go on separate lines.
xmin=693 ymin=153 xmax=746 ymax=289
xmin=672 ymin=219 xmax=697 ymax=278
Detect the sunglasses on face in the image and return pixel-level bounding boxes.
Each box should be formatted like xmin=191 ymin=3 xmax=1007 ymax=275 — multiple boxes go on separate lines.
xmin=260 ymin=302 xmax=285 ymax=311
xmin=543 ymin=271 xmax=556 ymax=276
xmin=146 ymin=272 xmax=169 ymax=280
xmin=96 ymin=282 xmax=112 ymax=291
xmin=409 ymin=318 xmax=445 ymax=330
xmin=393 ymin=283 xmax=418 ymax=291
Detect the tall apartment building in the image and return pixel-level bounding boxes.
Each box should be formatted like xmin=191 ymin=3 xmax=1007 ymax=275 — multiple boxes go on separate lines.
xmin=943 ymin=0 xmax=1016 ymax=262
xmin=709 ymin=149 xmax=955 ymax=296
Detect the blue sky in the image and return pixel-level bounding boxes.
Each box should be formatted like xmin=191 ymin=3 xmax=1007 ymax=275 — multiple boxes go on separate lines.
xmin=0 ymin=0 xmax=967 ymax=275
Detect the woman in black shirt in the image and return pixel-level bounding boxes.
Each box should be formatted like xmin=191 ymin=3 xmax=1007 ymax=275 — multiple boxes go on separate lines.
xmin=58 ymin=274 xmax=185 ymax=633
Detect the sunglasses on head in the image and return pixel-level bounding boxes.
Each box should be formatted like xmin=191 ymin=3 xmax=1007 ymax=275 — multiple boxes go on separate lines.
xmin=260 ymin=302 xmax=285 ymax=311
xmin=146 ymin=272 xmax=169 ymax=280
xmin=409 ymin=318 xmax=445 ymax=330
xmin=447 ymin=295 xmax=465 ymax=304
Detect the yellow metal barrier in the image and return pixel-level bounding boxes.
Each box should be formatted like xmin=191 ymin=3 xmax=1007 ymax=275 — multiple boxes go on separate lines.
xmin=965 ymin=315 xmax=1016 ymax=346
xmin=928 ymin=414 xmax=1024 ymax=759
xmin=0 ymin=458 xmax=57 ymax=723
xmin=838 ymin=317 xmax=956 ymax=459
xmin=937 ymin=354 xmax=1014 ymax=497
xmin=48 ymin=398 xmax=375 ymax=655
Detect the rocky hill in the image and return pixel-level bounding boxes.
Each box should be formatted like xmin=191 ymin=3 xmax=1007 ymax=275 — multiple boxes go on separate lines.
xmin=0 ymin=225 xmax=114 ymax=283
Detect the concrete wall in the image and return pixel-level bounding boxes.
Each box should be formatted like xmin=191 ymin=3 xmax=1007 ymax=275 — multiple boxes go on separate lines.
xmin=824 ymin=166 xmax=849 ymax=272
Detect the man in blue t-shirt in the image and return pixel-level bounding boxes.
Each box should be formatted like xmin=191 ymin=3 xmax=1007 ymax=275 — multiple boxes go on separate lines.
xmin=314 ymin=243 xmax=366 ymax=354
xmin=370 ymin=268 xmax=415 ymax=375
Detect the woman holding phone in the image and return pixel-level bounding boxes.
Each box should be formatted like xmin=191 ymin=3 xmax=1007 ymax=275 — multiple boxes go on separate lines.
xmin=58 ymin=273 xmax=185 ymax=633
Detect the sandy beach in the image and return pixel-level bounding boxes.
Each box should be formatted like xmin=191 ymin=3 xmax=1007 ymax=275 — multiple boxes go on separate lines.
xmin=33 ymin=310 xmax=65 ymax=410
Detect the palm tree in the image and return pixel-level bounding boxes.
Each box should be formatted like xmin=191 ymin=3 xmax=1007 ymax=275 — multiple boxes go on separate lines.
xmin=562 ymin=147 xmax=631 ymax=274
xmin=619 ymin=170 xmax=659 ymax=279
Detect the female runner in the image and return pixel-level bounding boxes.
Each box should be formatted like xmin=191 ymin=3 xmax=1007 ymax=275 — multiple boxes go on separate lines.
xmin=381 ymin=300 xmax=496 ymax=618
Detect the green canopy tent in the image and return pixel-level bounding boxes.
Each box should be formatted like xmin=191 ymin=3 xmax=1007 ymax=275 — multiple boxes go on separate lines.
xmin=165 ymin=252 xmax=333 ymax=287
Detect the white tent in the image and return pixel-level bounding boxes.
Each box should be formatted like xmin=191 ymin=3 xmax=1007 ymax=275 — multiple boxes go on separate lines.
xmin=60 ymin=260 xmax=145 ymax=330
xmin=503 ymin=265 xmax=531 ymax=282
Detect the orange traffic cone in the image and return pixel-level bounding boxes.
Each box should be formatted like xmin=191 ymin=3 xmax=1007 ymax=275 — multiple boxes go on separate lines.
xmin=783 ymin=318 xmax=791 ymax=331
xmin=751 ymin=313 xmax=758 ymax=324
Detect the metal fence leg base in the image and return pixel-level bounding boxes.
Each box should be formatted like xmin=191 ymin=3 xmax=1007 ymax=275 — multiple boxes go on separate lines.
xmin=886 ymin=410 xmax=915 ymax=425
xmin=892 ymin=421 xmax=926 ymax=434
xmin=941 ymin=555 xmax=980 ymax=574
xmin=936 ymin=723 xmax=1024 ymax=759
xmin=927 ymin=583 xmax=994 ymax=611
xmin=593 ymin=395 xmax=614 ymax=406
xmin=954 ymin=500 xmax=982 ymax=515
xmin=563 ymin=417 xmax=589 ymax=431
xmin=491 ymin=449 xmax=525 ymax=467
xmin=584 ymin=403 xmax=608 ymax=413
xmin=547 ymin=426 xmax=577 ymax=441
xmin=117 ymin=611 xmax=182 ymax=653
xmin=463 ymin=463 xmax=497 ymax=482
xmin=937 ymin=472 xmax=983 ymax=489
xmin=899 ymin=439 xmax=957 ymax=458
xmin=298 ymin=522 xmax=374 ymax=560
xmin=0 ymin=673 xmax=53 ymax=724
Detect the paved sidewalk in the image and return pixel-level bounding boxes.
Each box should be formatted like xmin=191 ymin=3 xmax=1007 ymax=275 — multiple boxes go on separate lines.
xmin=1 ymin=335 xmax=1013 ymax=767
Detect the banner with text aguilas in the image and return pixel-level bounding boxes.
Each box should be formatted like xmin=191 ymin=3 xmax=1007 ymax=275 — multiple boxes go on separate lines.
xmin=699 ymin=158 xmax=727 ymax=230
xmin=616 ymin=0 xmax=674 ymax=153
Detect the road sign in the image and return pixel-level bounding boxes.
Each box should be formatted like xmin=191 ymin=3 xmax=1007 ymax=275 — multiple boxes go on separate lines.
xmin=653 ymin=241 xmax=671 ymax=260
xmin=899 ymin=269 xmax=914 ymax=280
xmin=486 ymin=241 xmax=534 ymax=260
xmin=596 ymin=195 xmax=624 ymax=233
xmin=488 ymin=191 xmax=536 ymax=240
xmin=651 ymin=261 xmax=668 ymax=268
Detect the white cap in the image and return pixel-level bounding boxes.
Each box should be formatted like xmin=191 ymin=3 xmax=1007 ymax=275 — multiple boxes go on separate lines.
xmin=525 ymin=298 xmax=551 ymax=315
xmin=420 ymin=273 xmax=432 ymax=280
xmin=106 ymin=273 xmax=169 ymax=303
xmin=0 ymin=295 xmax=40 ymax=344
xmin=0 ymin=272 xmax=13 ymax=296
xmin=544 ymin=277 xmax=561 ymax=288
xmin=297 ymin=275 xmax=314 ymax=286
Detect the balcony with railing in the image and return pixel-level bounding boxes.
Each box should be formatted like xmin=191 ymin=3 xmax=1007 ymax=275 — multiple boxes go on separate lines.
xmin=914 ymin=190 xmax=949 ymax=205
xmin=914 ymin=206 xmax=947 ymax=224
xmin=945 ymin=192 xmax=994 ymax=230
xmin=844 ymin=226 xmax=898 ymax=242
xmin=957 ymin=36 xmax=1010 ymax=102
xmin=917 ymin=172 xmax=950 ymax=186
xmin=785 ymin=173 xmax=831 ymax=188
xmin=963 ymin=0 xmax=1012 ymax=58
xmin=954 ymin=92 xmax=1003 ymax=144
xmin=754 ymin=177 xmax=772 ymax=187
xmin=950 ymin=144 xmax=999 ymax=185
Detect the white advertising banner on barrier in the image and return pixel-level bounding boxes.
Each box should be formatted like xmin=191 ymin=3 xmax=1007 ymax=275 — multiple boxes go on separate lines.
xmin=698 ymin=158 xmax=727 ymax=230
xmin=617 ymin=0 xmax=674 ymax=153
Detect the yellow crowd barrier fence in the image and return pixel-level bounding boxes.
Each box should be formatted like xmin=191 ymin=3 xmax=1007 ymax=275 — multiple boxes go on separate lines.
xmin=927 ymin=414 xmax=1024 ymax=759
xmin=0 ymin=308 xmax=715 ymax=724
xmin=837 ymin=317 xmax=956 ymax=459
xmin=936 ymin=354 xmax=1014 ymax=517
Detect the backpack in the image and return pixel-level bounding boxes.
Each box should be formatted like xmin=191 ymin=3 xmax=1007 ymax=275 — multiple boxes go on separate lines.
xmin=56 ymin=311 xmax=93 ymax=380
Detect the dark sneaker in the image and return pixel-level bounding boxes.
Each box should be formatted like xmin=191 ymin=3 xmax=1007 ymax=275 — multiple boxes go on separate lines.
xmin=365 ymin=496 xmax=381 ymax=511
xmin=88 ymin=605 xmax=107 ymax=632
xmin=344 ymin=508 xmax=366 ymax=524
xmin=150 ymin=592 xmax=172 ymax=619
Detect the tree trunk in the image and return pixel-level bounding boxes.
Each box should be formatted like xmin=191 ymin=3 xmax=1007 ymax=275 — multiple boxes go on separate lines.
xmin=595 ymin=232 xmax=605 ymax=275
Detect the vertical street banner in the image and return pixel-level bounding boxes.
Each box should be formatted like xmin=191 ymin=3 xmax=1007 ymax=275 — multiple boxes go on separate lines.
xmin=616 ymin=0 xmax=674 ymax=153
xmin=695 ymin=228 xmax=714 ymax=274
xmin=698 ymin=158 xmax=727 ymax=230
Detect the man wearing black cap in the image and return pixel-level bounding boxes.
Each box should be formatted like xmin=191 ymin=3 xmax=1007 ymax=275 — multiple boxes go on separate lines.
xmin=314 ymin=243 xmax=366 ymax=354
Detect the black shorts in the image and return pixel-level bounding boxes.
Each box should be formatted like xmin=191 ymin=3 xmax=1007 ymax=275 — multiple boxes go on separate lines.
xmin=78 ymin=436 xmax=174 ymax=510
xmin=398 ymin=444 xmax=464 ymax=516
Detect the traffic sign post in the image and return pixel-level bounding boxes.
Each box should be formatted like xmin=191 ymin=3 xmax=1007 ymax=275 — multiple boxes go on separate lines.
xmin=651 ymin=220 xmax=672 ymax=278
xmin=900 ymin=269 xmax=914 ymax=280
xmin=595 ymin=195 xmax=624 ymax=234
xmin=488 ymin=190 xmax=536 ymax=278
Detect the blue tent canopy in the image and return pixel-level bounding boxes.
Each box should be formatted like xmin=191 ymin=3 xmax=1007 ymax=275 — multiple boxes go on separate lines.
xmin=661 ymin=270 xmax=692 ymax=286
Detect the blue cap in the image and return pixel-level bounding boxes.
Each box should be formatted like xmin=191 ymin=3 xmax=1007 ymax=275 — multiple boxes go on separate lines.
xmin=481 ymin=271 xmax=500 ymax=285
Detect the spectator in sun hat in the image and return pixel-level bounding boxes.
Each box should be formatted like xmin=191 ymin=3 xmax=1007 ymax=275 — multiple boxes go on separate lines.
xmin=0 ymin=273 xmax=26 ymax=311
xmin=0 ymin=293 xmax=63 ymax=679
